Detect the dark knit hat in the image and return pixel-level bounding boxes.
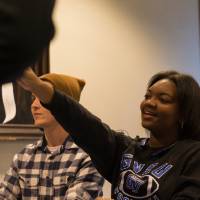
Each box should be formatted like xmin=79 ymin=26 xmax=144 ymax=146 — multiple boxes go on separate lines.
xmin=40 ymin=73 xmax=85 ymax=102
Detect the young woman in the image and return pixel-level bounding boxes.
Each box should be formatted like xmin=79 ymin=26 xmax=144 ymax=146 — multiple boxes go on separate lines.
xmin=18 ymin=68 xmax=200 ymax=199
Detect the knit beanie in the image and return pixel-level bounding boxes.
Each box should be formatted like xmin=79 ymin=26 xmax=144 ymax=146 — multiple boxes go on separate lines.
xmin=40 ymin=73 xmax=85 ymax=102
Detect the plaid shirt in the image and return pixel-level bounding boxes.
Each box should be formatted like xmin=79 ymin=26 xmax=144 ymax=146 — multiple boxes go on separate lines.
xmin=0 ymin=136 xmax=104 ymax=200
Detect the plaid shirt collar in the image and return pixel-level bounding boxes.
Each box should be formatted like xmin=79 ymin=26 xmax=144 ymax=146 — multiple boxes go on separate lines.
xmin=36 ymin=135 xmax=78 ymax=154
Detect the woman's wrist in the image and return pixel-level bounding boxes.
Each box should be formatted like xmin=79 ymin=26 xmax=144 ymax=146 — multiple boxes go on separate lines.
xmin=38 ymin=80 xmax=54 ymax=104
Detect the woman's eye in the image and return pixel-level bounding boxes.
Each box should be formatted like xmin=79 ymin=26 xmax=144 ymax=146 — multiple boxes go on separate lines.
xmin=159 ymin=97 xmax=171 ymax=103
xmin=144 ymin=94 xmax=151 ymax=99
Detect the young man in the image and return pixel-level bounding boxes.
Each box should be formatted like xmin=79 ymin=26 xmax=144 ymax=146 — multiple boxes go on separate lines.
xmin=0 ymin=73 xmax=104 ymax=199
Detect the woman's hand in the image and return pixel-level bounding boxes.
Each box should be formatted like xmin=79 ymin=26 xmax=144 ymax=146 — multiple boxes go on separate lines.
xmin=17 ymin=67 xmax=41 ymax=92
xmin=17 ymin=67 xmax=54 ymax=104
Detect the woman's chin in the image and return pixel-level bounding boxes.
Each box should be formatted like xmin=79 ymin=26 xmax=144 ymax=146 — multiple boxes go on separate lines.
xmin=142 ymin=122 xmax=153 ymax=130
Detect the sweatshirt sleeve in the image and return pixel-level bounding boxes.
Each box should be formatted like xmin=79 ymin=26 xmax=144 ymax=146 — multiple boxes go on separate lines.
xmin=171 ymin=147 xmax=200 ymax=200
xmin=43 ymin=90 xmax=130 ymax=182
xmin=0 ymin=0 xmax=55 ymax=83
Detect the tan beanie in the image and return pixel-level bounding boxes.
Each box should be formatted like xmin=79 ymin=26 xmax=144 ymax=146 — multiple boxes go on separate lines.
xmin=40 ymin=73 xmax=85 ymax=102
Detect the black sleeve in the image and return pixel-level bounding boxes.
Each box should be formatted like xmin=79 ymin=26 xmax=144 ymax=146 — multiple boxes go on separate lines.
xmin=0 ymin=0 xmax=55 ymax=83
xmin=171 ymin=148 xmax=200 ymax=200
xmin=43 ymin=90 xmax=131 ymax=182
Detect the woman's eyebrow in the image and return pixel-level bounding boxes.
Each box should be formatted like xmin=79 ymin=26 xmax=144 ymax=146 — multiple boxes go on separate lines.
xmin=148 ymin=88 xmax=174 ymax=98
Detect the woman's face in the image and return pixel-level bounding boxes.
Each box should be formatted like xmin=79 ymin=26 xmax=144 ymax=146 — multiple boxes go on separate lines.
xmin=140 ymin=79 xmax=180 ymax=135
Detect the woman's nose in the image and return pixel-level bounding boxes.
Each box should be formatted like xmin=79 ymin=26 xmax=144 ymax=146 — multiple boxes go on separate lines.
xmin=145 ymin=97 xmax=157 ymax=107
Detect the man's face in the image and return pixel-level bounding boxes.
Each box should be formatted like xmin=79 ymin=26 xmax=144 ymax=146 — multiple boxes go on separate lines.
xmin=31 ymin=95 xmax=55 ymax=128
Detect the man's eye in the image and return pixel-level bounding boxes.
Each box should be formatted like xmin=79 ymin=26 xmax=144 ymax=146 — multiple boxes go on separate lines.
xmin=31 ymin=95 xmax=36 ymax=102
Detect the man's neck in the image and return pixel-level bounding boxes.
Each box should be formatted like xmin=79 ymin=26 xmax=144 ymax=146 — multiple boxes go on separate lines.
xmin=44 ymin=124 xmax=69 ymax=147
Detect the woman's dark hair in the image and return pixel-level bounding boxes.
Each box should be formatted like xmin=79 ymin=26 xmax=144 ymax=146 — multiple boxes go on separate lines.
xmin=148 ymin=70 xmax=200 ymax=140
